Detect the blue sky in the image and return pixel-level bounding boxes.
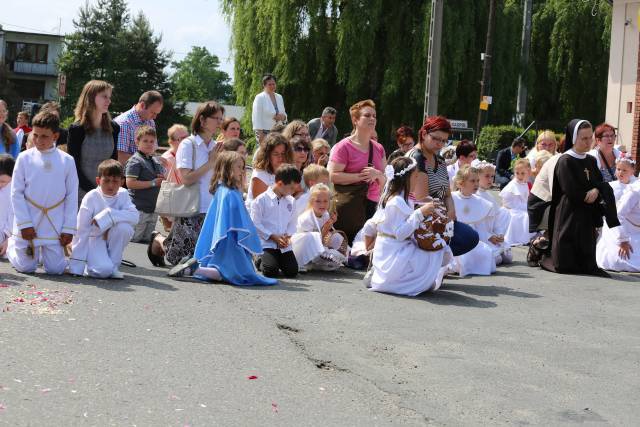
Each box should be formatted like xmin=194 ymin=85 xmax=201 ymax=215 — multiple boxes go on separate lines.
xmin=1 ymin=0 xmax=234 ymax=76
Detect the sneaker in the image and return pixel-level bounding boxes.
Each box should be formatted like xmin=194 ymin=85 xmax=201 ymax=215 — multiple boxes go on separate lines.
xmin=110 ymin=269 xmax=125 ymax=280
xmin=168 ymin=257 xmax=198 ymax=277
xmin=363 ymin=269 xmax=373 ymax=288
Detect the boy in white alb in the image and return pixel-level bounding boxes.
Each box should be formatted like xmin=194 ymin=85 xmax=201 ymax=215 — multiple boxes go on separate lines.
xmin=0 ymin=155 xmax=15 ymax=258
xmin=8 ymin=111 xmax=78 ymax=274
xmin=250 ymin=164 xmax=301 ymax=278
xmin=69 ymin=160 xmax=138 ymax=279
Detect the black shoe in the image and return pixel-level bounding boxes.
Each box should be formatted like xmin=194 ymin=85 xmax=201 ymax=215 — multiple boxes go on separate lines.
xmin=168 ymin=257 xmax=198 ymax=277
xmin=591 ymin=268 xmax=611 ymax=278
xmin=147 ymin=231 xmax=166 ymax=267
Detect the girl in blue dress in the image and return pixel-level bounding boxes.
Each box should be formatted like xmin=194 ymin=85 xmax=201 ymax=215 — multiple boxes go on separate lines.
xmin=169 ymin=151 xmax=277 ymax=285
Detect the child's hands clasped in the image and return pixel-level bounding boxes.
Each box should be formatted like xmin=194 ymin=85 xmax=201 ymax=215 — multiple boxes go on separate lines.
xmin=270 ymin=234 xmax=290 ymax=248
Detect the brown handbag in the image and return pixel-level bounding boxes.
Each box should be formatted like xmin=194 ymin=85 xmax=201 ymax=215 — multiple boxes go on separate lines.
xmin=333 ymin=142 xmax=374 ymax=243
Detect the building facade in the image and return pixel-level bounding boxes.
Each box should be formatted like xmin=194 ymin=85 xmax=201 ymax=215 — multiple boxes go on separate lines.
xmin=0 ymin=25 xmax=64 ymax=104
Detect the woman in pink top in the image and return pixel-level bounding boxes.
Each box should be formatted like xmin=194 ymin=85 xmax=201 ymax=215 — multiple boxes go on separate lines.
xmin=328 ymin=99 xmax=386 ymax=242
xmin=158 ymin=124 xmax=189 ymax=230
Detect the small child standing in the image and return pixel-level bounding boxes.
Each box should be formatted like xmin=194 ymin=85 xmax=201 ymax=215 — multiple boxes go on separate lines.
xmin=499 ymin=158 xmax=534 ymax=246
xmin=125 ymin=125 xmax=165 ymax=243
xmin=449 ymin=166 xmax=497 ymax=277
xmin=69 ymin=159 xmax=138 ymax=279
xmin=293 ymin=164 xmax=330 ymax=220
xmin=475 ymin=161 xmax=512 ymax=264
xmin=292 ymin=183 xmax=347 ymax=271
xmin=168 ymin=151 xmax=277 ymax=285
xmin=0 ymin=154 xmax=15 ymax=258
xmin=8 ymin=111 xmax=78 ymax=274
xmin=250 ymin=164 xmax=301 ymax=278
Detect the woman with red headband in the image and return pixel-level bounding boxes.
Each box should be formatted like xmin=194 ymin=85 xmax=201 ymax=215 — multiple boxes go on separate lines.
xmin=407 ymin=116 xmax=479 ymax=256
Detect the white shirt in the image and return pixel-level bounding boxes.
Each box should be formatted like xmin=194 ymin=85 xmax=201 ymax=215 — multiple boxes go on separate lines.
xmin=69 ymin=187 xmax=138 ymax=275
xmin=0 ymin=183 xmax=13 ymax=240
xmin=250 ymin=187 xmax=297 ymax=251
xmin=252 ymin=91 xmax=287 ymax=131
xmin=176 ymin=134 xmax=215 ymax=213
xmin=246 ymin=168 xmax=275 ymax=205
xmin=11 ymin=147 xmax=79 ymax=248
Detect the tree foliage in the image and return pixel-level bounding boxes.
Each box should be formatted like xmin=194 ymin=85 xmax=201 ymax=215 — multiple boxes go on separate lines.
xmin=58 ymin=0 xmax=185 ymax=139
xmin=222 ymin=0 xmax=612 ymax=148
xmin=171 ymin=46 xmax=234 ymax=103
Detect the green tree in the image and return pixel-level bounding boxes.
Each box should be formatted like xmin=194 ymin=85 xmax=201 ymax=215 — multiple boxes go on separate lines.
xmin=57 ymin=0 xmax=185 ymax=140
xmin=171 ymin=46 xmax=233 ymax=103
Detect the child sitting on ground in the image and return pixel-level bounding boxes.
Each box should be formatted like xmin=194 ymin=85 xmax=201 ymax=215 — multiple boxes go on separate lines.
xmin=448 ymin=166 xmax=498 ymax=277
xmin=125 ymin=125 xmax=165 ymax=243
xmin=292 ymin=183 xmax=348 ymax=271
xmin=69 ymin=159 xmax=138 ymax=279
xmin=0 ymin=154 xmax=15 ymax=258
xmin=499 ymin=158 xmax=534 ymax=246
xmin=250 ymin=164 xmax=301 ymax=278
xmin=8 ymin=111 xmax=78 ymax=275
xmin=168 ymin=151 xmax=277 ymax=285
xmin=293 ymin=164 xmax=330 ymax=220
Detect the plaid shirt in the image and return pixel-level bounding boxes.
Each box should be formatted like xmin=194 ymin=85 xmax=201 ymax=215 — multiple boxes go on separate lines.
xmin=114 ymin=107 xmax=156 ymax=154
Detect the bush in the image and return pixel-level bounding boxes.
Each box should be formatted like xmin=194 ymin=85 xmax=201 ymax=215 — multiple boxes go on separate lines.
xmin=61 ymin=116 xmax=75 ymax=129
xmin=476 ymin=125 xmax=537 ymax=162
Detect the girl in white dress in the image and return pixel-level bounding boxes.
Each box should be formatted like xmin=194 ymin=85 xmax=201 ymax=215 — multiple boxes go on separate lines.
xmin=369 ymin=157 xmax=450 ymax=296
xmin=476 ymin=161 xmax=512 ymax=264
xmin=291 ymin=183 xmax=347 ymax=271
xmin=499 ymin=158 xmax=534 ymax=246
xmin=448 ymin=166 xmax=497 ymax=277
xmin=596 ymin=156 xmax=639 ymax=271
xmin=0 ymin=155 xmax=15 ymax=258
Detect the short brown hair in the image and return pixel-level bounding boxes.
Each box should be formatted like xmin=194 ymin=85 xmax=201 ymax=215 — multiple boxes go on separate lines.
xmin=138 ymin=90 xmax=163 ymax=107
xmin=191 ymin=101 xmax=225 ymax=135
xmin=32 ymin=110 xmax=60 ymax=132
xmin=349 ymin=99 xmax=376 ymax=123
xmin=221 ymin=117 xmax=240 ymax=131
xmin=17 ymin=111 xmax=29 ymax=120
xmin=223 ymin=138 xmax=245 ymax=152
xmin=97 ymin=159 xmax=124 ymax=178
xmin=135 ymin=125 xmax=156 ymax=141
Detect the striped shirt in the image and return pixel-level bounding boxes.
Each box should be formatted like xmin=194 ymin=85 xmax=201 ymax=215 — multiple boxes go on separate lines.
xmin=114 ymin=107 xmax=156 ymax=154
xmin=407 ymin=148 xmax=450 ymax=200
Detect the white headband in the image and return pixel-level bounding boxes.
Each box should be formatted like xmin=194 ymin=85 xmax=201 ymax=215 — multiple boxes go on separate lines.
xmin=384 ymin=157 xmax=417 ymax=181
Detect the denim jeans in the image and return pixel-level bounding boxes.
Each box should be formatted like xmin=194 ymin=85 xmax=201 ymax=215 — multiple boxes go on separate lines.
xmin=449 ymin=220 xmax=479 ymax=256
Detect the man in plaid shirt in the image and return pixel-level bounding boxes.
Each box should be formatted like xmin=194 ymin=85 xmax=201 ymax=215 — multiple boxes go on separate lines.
xmin=114 ymin=91 xmax=164 ymax=165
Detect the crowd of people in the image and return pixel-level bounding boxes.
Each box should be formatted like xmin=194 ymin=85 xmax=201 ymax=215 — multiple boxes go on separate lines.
xmin=0 ymin=73 xmax=638 ymax=296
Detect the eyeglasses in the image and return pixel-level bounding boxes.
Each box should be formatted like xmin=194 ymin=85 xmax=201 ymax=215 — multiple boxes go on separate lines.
xmin=599 ymin=133 xmax=616 ymax=139
xmin=294 ymin=146 xmax=310 ymax=152
xmin=428 ymin=133 xmax=448 ymax=144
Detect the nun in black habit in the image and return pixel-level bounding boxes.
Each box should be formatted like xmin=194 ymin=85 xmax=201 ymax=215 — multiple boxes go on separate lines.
xmin=541 ymin=119 xmax=620 ymax=277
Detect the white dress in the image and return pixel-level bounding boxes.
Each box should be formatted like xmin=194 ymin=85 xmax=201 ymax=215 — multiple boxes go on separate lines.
xmin=291 ymin=209 xmax=346 ymax=271
xmin=369 ymin=195 xmax=450 ymax=296
xmin=0 ymin=183 xmax=13 ymax=254
xmin=475 ymin=188 xmax=512 ymax=264
xmin=499 ymin=180 xmax=534 ymax=246
xmin=596 ymin=180 xmax=640 ymax=272
xmin=449 ymin=192 xmax=497 ymax=277
xmin=69 ymin=188 xmax=139 ymax=278
xmin=350 ymin=219 xmax=377 ymax=257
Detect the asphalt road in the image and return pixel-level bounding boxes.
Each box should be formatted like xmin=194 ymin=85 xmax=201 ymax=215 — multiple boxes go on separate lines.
xmin=1 ymin=244 xmax=639 ymax=426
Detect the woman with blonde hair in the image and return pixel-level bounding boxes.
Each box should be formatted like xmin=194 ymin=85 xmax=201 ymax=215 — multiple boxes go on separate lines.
xmin=67 ymin=80 xmax=120 ymax=201
xmin=527 ymin=130 xmax=557 ymax=168
xmin=311 ymin=138 xmax=330 ymax=166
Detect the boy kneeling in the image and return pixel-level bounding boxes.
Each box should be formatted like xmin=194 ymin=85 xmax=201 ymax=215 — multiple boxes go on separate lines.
xmin=69 ymin=160 xmax=138 ymax=279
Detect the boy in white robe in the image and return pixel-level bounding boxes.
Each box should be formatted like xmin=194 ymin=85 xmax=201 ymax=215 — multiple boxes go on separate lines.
xmin=69 ymin=160 xmax=138 ymax=279
xmin=8 ymin=111 xmax=78 ymax=274
xmin=0 ymin=155 xmax=15 ymax=258
xmin=448 ymin=166 xmax=497 ymax=277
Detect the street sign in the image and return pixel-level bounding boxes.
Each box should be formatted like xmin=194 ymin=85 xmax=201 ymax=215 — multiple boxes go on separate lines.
xmin=449 ymin=119 xmax=468 ymax=129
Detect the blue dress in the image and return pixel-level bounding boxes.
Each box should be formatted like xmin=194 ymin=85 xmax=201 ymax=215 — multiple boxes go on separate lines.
xmin=193 ymin=184 xmax=277 ymax=286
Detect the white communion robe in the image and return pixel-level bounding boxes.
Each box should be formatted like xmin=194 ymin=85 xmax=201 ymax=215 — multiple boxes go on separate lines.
xmin=449 ymin=192 xmax=497 ymax=277
xmin=291 ymin=209 xmax=346 ymax=271
xmin=8 ymin=147 xmax=78 ymax=274
xmin=0 ymin=183 xmax=13 ymax=255
xmin=369 ymin=195 xmax=450 ymax=296
xmin=69 ymin=187 xmax=138 ymax=278
xmin=474 ymin=188 xmax=512 ymax=264
xmin=499 ymin=179 xmax=534 ymax=246
xmin=596 ymin=180 xmax=640 ymax=272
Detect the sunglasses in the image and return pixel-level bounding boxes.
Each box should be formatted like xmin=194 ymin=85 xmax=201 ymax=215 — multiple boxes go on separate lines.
xmin=294 ymin=145 xmax=310 ymax=152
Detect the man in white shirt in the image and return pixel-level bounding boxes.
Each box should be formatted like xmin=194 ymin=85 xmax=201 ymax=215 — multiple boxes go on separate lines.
xmin=250 ymin=164 xmax=301 ymax=278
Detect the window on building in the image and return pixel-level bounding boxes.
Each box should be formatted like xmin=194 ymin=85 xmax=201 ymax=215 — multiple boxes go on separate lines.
xmin=5 ymin=42 xmax=49 ymax=63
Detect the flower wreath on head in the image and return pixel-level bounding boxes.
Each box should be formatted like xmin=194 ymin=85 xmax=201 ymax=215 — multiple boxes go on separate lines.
xmin=475 ymin=160 xmax=496 ymax=170
xmin=384 ymin=157 xmax=417 ymax=181
xmin=616 ymin=152 xmax=636 ymax=167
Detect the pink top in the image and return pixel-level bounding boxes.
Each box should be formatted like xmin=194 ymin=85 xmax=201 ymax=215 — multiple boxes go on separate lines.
xmin=161 ymin=150 xmax=182 ymax=184
xmin=330 ymin=137 xmax=386 ymax=202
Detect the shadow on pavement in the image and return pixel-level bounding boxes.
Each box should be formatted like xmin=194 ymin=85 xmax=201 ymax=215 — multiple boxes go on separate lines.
xmin=414 ymin=290 xmax=498 ymax=308
xmin=444 ymin=283 xmax=541 ymax=299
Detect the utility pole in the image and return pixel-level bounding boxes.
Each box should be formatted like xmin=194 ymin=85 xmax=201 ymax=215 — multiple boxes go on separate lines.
xmin=515 ymin=0 xmax=533 ymax=126
xmin=424 ymin=0 xmax=444 ymax=118
xmin=476 ymin=0 xmax=497 ymax=136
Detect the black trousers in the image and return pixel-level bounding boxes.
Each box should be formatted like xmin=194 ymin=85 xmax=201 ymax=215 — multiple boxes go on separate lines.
xmin=261 ymin=248 xmax=298 ymax=278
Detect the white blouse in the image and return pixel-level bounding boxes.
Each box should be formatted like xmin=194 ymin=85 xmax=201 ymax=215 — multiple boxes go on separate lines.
xmin=252 ymin=91 xmax=287 ymax=131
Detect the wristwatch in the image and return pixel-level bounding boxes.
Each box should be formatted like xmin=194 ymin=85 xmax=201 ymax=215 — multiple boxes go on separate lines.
xmin=151 ymin=180 xmax=156 ymax=188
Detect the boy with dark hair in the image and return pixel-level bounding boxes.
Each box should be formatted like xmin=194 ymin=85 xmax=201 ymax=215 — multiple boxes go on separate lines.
xmin=125 ymin=125 xmax=165 ymax=243
xmin=69 ymin=159 xmax=138 ymax=278
xmin=250 ymin=164 xmax=302 ymax=278
xmin=8 ymin=111 xmax=79 ymax=274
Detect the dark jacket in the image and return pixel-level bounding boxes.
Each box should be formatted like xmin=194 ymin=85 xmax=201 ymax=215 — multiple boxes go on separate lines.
xmin=67 ymin=121 xmax=120 ymax=192
xmin=495 ymin=147 xmax=522 ymax=179
xmin=307 ymin=117 xmax=338 ymax=146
